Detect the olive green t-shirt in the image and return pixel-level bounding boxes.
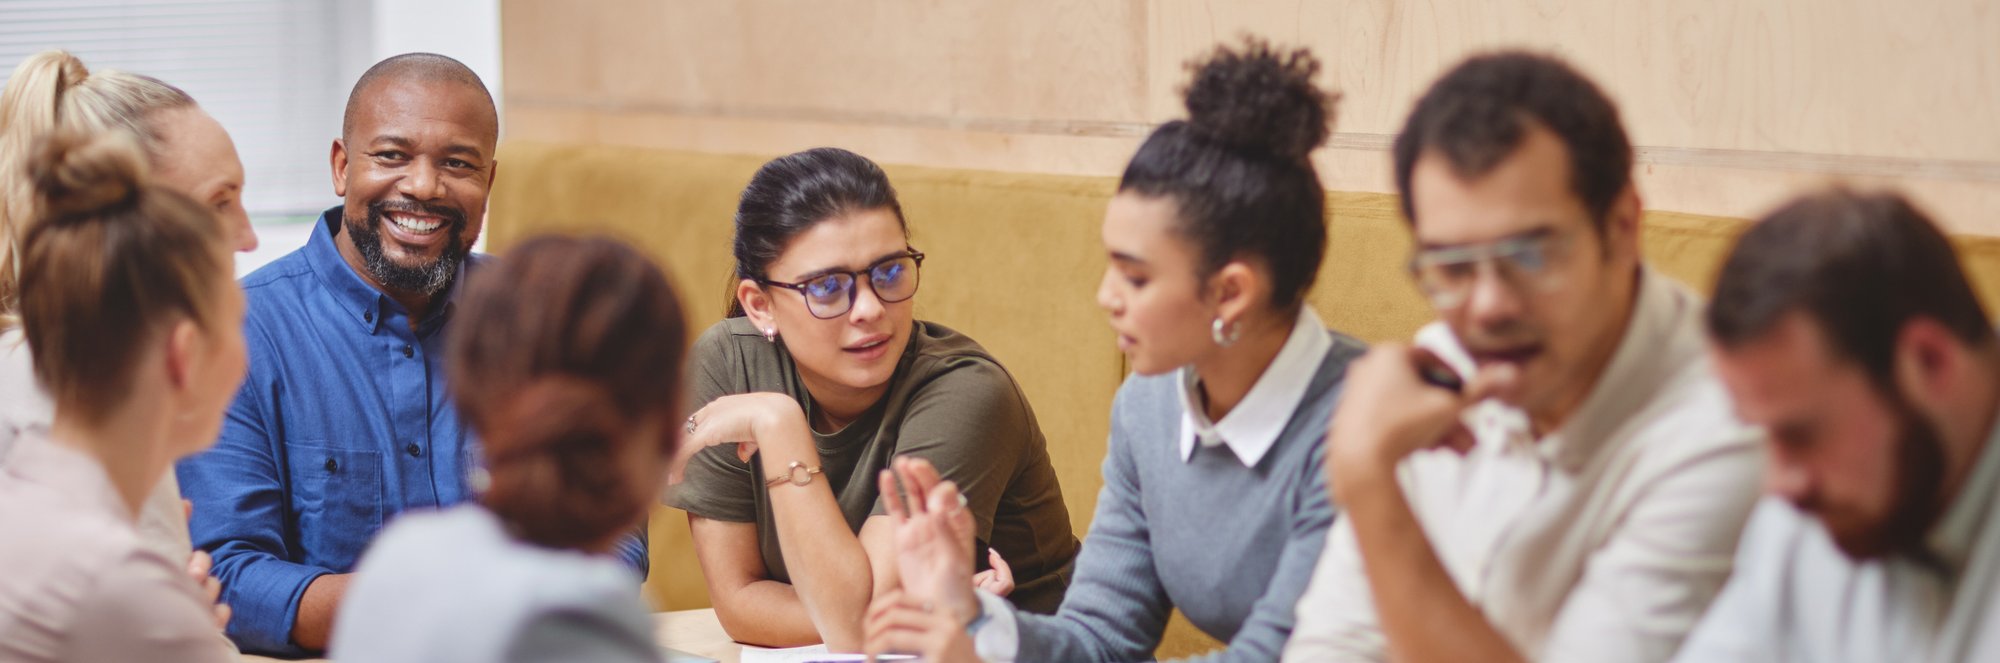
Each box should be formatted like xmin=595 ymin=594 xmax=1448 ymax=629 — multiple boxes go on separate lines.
xmin=665 ymin=317 xmax=1078 ymax=613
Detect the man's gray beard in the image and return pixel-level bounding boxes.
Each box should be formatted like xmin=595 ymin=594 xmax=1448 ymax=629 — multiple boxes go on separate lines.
xmin=346 ymin=207 xmax=467 ymax=297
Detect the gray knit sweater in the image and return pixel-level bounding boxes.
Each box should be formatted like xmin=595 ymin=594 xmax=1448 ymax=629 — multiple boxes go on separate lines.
xmin=1011 ymin=330 xmax=1362 ymax=662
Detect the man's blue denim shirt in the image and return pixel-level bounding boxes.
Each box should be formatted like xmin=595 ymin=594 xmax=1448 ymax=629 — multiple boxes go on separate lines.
xmin=178 ymin=208 xmax=648 ymax=656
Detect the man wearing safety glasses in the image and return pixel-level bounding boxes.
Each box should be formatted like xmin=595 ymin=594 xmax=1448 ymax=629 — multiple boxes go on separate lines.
xmin=1283 ymin=52 xmax=1765 ymax=662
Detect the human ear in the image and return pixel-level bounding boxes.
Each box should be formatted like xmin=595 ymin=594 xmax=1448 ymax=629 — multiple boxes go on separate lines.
xmin=738 ymin=279 xmax=779 ymax=339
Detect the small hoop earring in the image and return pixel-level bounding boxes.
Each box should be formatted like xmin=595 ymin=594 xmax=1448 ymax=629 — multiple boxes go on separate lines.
xmin=1211 ymin=317 xmax=1241 ymax=348
xmin=763 ymin=327 xmax=777 ymax=343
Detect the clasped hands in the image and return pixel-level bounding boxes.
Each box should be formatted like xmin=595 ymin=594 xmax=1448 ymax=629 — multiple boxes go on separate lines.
xmin=862 ymin=457 xmax=1010 ymax=662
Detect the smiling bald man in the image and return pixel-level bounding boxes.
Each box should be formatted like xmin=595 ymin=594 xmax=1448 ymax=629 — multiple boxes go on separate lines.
xmin=176 ymin=53 xmax=647 ymax=657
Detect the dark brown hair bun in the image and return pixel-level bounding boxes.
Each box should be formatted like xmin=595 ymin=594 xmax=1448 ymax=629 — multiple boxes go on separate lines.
xmin=1182 ymin=36 xmax=1335 ymax=162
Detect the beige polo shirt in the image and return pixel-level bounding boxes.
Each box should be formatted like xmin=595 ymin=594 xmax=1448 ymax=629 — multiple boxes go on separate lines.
xmin=1285 ymin=269 xmax=1766 ymax=663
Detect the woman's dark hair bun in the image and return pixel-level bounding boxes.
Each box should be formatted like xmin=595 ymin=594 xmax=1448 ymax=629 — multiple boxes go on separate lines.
xmin=487 ymin=375 xmax=624 ymax=466
xmin=447 ymin=233 xmax=687 ymax=552
xmin=478 ymin=375 xmax=642 ymax=551
xmin=29 ymin=132 xmax=144 ymax=224
xmin=1182 ymin=36 xmax=1336 ymax=162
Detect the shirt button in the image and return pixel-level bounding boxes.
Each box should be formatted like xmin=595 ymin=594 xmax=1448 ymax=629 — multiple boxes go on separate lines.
xmin=364 ymin=311 xmax=374 ymax=323
xmin=405 ymin=443 xmax=422 ymax=458
xmin=324 ymin=457 xmax=337 ymax=472
xmin=401 ymin=344 xmax=414 ymax=358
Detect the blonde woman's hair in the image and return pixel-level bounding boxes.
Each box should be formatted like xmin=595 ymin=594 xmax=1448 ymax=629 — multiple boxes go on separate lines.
xmin=0 ymin=49 xmax=195 ymax=328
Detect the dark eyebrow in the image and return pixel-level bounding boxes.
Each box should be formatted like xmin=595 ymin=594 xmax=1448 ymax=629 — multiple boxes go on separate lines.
xmin=441 ymin=144 xmax=487 ymax=161
xmin=368 ymin=135 xmax=487 ymax=162
xmin=1417 ymin=225 xmax=1558 ymax=252
xmin=792 ymin=249 xmax=912 ymax=282
xmin=1108 ymin=251 xmax=1147 ymax=267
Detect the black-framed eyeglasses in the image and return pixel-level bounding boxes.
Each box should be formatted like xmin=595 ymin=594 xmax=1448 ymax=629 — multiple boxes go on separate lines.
xmin=760 ymin=249 xmax=925 ymax=319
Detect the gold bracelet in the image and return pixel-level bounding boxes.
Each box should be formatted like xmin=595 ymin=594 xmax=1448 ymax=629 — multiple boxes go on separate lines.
xmin=764 ymin=460 xmax=823 ymax=488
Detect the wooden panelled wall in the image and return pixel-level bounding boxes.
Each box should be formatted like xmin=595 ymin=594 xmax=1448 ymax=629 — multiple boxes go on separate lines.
xmin=501 ymin=0 xmax=2000 ymax=234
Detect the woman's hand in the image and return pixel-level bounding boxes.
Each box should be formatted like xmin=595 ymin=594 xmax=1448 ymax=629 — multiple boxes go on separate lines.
xmin=878 ymin=457 xmax=980 ymax=622
xmin=863 ymin=589 xmax=981 ymax=663
xmin=670 ymin=392 xmax=808 ymax=484
xmin=972 ymin=549 xmax=1013 ymax=597
xmin=185 ymin=548 xmax=231 ymax=631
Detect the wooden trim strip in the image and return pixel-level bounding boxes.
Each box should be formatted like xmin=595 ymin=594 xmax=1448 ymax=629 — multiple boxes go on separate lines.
xmin=505 ymin=96 xmax=2000 ymax=183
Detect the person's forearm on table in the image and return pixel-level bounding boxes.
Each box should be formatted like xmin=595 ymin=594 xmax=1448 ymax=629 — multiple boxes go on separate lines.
xmin=289 ymin=573 xmax=351 ymax=652
xmin=757 ymin=416 xmax=876 ymax=652
xmin=711 ymin=578 xmax=828 ymax=647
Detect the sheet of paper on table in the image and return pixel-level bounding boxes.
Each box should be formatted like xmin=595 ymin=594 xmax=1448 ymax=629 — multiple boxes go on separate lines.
xmin=662 ymin=645 xmax=722 ymax=663
xmin=738 ymin=644 xmax=917 ymax=663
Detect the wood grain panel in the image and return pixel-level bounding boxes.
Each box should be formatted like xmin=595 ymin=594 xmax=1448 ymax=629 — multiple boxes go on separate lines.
xmin=1150 ymin=0 xmax=2000 ymax=161
xmin=505 ymin=0 xmax=1150 ymax=124
xmin=502 ymin=0 xmax=2000 ymax=233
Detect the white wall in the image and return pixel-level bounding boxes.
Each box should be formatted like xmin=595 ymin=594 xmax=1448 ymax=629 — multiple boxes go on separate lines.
xmin=367 ymin=0 xmax=503 ymax=121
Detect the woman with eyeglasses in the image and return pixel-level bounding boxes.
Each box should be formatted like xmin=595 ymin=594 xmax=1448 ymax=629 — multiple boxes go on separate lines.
xmin=665 ymin=147 xmax=1080 ymax=652
xmin=862 ymin=39 xmax=1356 ymax=662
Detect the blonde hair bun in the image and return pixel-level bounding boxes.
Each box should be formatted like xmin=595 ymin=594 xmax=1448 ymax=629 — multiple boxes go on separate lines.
xmin=29 ymin=132 xmax=146 ymax=225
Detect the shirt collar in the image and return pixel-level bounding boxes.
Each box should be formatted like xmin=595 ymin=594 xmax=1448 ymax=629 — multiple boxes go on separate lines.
xmin=1178 ymin=307 xmax=1334 ymax=467
xmin=302 ymin=205 xmax=470 ymax=335
xmin=1542 ymin=267 xmax=1702 ymax=469
xmin=1925 ymin=413 xmax=2000 ymax=573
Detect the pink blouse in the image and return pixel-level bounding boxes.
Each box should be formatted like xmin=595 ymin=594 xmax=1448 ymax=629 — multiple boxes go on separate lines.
xmin=0 ymin=329 xmax=193 ymax=559
xmin=0 ymin=431 xmax=236 ymax=662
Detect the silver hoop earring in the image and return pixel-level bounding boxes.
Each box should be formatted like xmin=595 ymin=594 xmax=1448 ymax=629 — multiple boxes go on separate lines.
xmin=763 ymin=327 xmax=777 ymax=343
xmin=1211 ymin=317 xmax=1241 ymax=347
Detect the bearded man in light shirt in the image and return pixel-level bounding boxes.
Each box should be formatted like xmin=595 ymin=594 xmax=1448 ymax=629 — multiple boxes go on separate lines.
xmin=1283 ymin=51 xmax=1765 ymax=663
xmin=1674 ymin=189 xmax=2000 ymax=663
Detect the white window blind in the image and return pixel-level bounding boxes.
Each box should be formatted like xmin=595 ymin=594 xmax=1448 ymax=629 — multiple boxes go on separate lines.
xmin=0 ymin=0 xmax=359 ymax=217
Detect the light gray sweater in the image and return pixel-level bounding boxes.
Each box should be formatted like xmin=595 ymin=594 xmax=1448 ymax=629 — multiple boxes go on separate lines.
xmin=1011 ymin=330 xmax=1362 ymax=662
xmin=330 ymin=505 xmax=659 ymax=663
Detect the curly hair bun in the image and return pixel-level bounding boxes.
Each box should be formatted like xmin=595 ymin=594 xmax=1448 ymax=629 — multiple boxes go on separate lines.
xmin=1182 ymin=36 xmax=1336 ymax=163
